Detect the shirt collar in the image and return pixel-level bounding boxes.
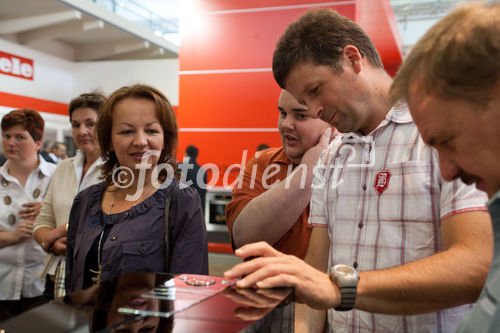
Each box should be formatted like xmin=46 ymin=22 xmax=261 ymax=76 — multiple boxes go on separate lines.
xmin=254 ymin=147 xmax=291 ymax=165
xmin=0 ymin=163 xmax=9 ymax=180
xmin=37 ymin=155 xmax=53 ymax=178
xmin=341 ymin=103 xmax=413 ymax=142
xmin=378 ymin=103 xmax=413 ymax=127
xmin=276 ymin=147 xmax=292 ymax=164
xmin=72 ymin=150 xmax=85 ymax=169
xmin=0 ymin=155 xmax=51 ymax=181
xmin=72 ymin=150 xmax=105 ymax=169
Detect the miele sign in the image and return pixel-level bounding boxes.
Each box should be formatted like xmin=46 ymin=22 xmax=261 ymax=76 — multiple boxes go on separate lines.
xmin=0 ymin=51 xmax=34 ymax=81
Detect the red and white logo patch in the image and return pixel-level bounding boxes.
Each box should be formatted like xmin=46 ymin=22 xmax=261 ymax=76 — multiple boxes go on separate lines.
xmin=374 ymin=170 xmax=391 ymax=195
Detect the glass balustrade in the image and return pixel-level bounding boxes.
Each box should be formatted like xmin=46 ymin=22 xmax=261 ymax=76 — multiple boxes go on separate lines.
xmin=91 ymin=0 xmax=180 ymax=45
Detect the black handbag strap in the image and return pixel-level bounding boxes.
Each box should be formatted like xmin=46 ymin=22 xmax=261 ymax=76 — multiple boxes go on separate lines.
xmin=164 ymin=183 xmax=178 ymax=272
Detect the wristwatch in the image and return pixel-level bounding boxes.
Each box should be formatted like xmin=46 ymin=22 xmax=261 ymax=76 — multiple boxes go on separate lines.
xmin=329 ymin=264 xmax=359 ymax=311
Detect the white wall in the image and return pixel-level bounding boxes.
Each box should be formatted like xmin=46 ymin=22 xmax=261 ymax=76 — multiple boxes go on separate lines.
xmin=0 ymin=38 xmax=179 ymax=149
xmin=0 ymin=39 xmax=74 ymax=104
xmin=72 ymin=58 xmax=179 ymax=105
xmin=0 ymin=38 xmax=180 ymax=106
xmin=397 ymin=19 xmax=439 ymax=56
xmin=0 ymin=39 xmax=75 ymax=145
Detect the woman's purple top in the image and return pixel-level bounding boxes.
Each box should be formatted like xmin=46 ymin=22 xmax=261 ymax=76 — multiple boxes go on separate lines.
xmin=65 ymin=178 xmax=208 ymax=293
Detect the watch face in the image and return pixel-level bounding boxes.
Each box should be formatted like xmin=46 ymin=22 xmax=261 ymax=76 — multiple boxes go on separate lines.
xmin=335 ymin=265 xmax=356 ymax=277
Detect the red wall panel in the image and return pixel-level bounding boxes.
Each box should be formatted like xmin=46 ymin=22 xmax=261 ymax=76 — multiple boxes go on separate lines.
xmin=356 ymin=0 xmax=402 ymax=76
xmin=177 ymin=0 xmax=402 ymax=174
xmin=192 ymin=0 xmax=355 ymax=13
xmin=177 ymin=131 xmax=282 ymax=186
xmin=180 ymin=4 xmax=355 ymax=70
xmin=178 ymin=71 xmax=280 ymax=128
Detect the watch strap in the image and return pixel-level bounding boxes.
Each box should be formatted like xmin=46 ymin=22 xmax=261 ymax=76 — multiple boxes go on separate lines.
xmin=336 ymin=286 xmax=357 ymax=311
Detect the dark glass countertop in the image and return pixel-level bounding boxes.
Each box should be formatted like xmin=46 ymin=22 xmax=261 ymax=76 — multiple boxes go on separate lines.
xmin=0 ymin=272 xmax=294 ymax=333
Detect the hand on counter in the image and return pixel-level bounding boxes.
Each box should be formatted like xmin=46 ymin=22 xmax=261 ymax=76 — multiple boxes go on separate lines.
xmin=224 ymin=241 xmax=340 ymax=309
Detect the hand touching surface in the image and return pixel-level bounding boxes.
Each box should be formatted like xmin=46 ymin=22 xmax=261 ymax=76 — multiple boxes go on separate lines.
xmin=224 ymin=242 xmax=340 ymax=309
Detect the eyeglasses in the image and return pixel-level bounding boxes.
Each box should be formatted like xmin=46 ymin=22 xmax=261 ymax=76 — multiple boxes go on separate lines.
xmin=80 ymin=94 xmax=105 ymax=103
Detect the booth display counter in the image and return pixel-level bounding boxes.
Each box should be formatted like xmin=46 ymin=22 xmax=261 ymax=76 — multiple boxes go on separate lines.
xmin=0 ymin=272 xmax=293 ymax=332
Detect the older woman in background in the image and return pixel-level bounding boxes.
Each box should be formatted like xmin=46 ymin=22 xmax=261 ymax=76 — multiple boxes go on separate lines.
xmin=65 ymin=84 xmax=208 ymax=293
xmin=34 ymin=92 xmax=106 ymax=299
xmin=0 ymin=109 xmax=56 ymax=321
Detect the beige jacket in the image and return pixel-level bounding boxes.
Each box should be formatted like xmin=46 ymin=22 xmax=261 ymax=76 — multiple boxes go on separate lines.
xmin=34 ymin=151 xmax=104 ymax=231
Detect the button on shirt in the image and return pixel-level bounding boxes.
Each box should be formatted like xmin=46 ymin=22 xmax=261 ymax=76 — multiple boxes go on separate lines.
xmin=0 ymin=157 xmax=56 ymax=300
xmin=309 ymin=105 xmax=488 ymax=332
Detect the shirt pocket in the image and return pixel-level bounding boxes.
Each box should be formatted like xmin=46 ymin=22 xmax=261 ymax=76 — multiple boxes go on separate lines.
xmin=376 ymin=161 xmax=436 ymax=222
xmin=375 ymin=161 xmax=441 ymax=262
xmin=120 ymin=238 xmax=164 ymax=273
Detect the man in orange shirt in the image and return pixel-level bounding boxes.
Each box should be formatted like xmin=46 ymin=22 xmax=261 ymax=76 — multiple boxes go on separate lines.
xmin=225 ymin=89 xmax=334 ymax=259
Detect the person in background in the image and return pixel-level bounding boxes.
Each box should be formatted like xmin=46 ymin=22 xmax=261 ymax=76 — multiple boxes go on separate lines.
xmin=34 ymin=92 xmax=106 ymax=299
xmin=48 ymin=141 xmax=66 ymax=164
xmin=177 ymin=145 xmax=207 ymax=211
xmin=256 ymin=144 xmax=270 ymax=152
xmin=49 ymin=141 xmax=67 ymax=164
xmin=65 ymin=84 xmax=208 ymax=293
xmin=389 ymin=3 xmax=500 ymax=331
xmin=225 ymin=89 xmax=333 ymax=259
xmin=225 ymin=8 xmax=492 ymax=332
xmin=40 ymin=140 xmax=55 ymax=164
xmin=0 ymin=109 xmax=56 ymax=321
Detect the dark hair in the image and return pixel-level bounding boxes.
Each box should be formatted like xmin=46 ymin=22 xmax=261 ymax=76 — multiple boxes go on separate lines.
xmin=185 ymin=145 xmax=198 ymax=161
xmin=42 ymin=140 xmax=54 ymax=150
xmin=257 ymin=144 xmax=270 ymax=151
xmin=1 ymin=108 xmax=44 ymax=142
xmin=68 ymin=91 xmax=106 ymax=120
xmin=273 ymin=8 xmax=383 ymax=88
xmin=97 ymin=84 xmax=178 ymax=186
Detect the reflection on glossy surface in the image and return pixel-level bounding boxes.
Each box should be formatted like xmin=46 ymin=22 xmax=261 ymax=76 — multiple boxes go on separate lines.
xmin=62 ymin=272 xmax=292 ymax=332
xmin=185 ymin=276 xmax=216 ymax=287
xmin=105 ymin=274 xmax=171 ymax=333
xmin=64 ymin=273 xmax=174 ymax=332
xmin=224 ymin=287 xmax=292 ymax=321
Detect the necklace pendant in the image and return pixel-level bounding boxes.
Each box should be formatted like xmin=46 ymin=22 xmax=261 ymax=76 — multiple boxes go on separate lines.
xmin=89 ymin=266 xmax=102 ymax=285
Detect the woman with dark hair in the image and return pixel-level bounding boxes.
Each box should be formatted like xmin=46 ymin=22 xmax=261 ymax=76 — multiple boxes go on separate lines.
xmin=0 ymin=109 xmax=57 ymax=321
xmin=34 ymin=92 xmax=106 ymax=299
xmin=65 ymin=84 xmax=208 ymax=293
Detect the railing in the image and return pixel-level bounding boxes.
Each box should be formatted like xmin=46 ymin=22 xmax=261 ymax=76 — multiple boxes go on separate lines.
xmin=91 ymin=0 xmax=179 ymax=44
